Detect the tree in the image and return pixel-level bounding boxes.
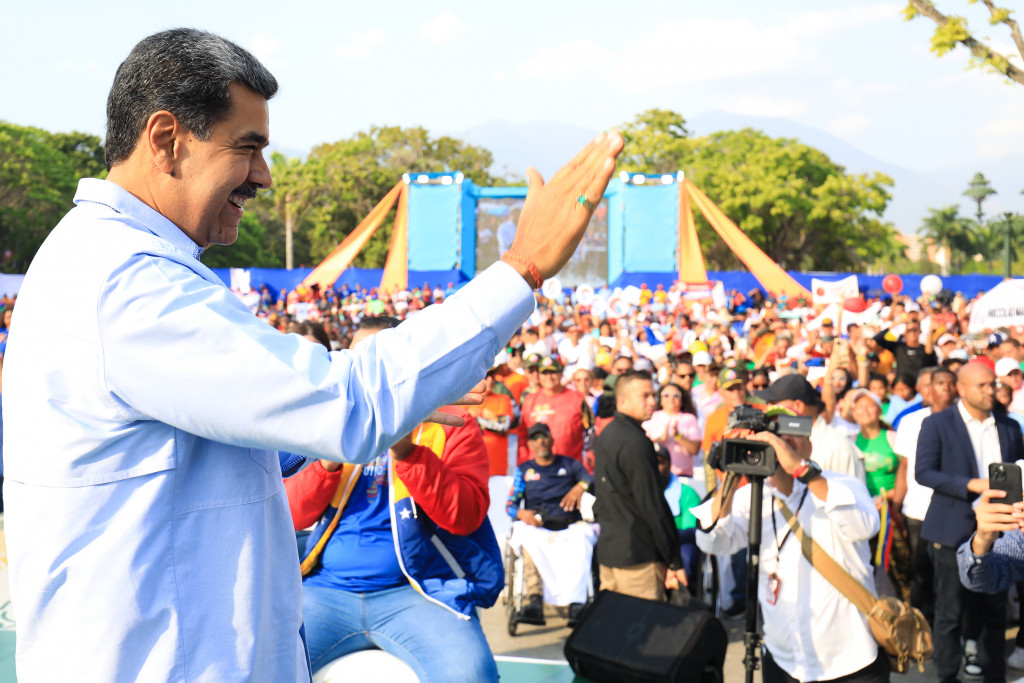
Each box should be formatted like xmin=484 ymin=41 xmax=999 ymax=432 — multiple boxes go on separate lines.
xmin=918 ymin=205 xmax=975 ymax=273
xmin=903 ymin=0 xmax=1024 ymax=85
xmin=200 ymin=213 xmax=283 ymax=269
xmin=0 ymin=122 xmax=105 ymax=272
xmin=963 ymin=172 xmax=997 ymax=222
xmin=304 ymin=126 xmax=501 ymax=267
xmin=265 ymin=152 xmax=329 ymax=270
xmin=618 ymin=109 xmax=691 ymax=173
xmin=618 ymin=112 xmax=902 ymax=272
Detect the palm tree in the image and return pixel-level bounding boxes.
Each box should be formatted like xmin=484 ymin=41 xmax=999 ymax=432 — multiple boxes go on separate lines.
xmin=919 ymin=206 xmax=974 ymax=274
xmin=963 ymin=173 xmax=997 ymax=223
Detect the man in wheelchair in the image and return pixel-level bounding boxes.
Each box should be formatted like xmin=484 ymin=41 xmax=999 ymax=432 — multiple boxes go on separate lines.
xmin=506 ymin=422 xmax=596 ymax=626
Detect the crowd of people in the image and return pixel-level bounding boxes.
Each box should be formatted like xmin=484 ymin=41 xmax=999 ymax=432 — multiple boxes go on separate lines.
xmin=211 ymin=271 xmax=1024 ymax=680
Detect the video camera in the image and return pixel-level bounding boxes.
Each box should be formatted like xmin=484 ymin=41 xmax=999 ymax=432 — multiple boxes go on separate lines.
xmin=706 ymin=405 xmax=813 ymax=477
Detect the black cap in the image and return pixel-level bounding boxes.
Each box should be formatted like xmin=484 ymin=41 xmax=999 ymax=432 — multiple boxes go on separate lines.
xmin=527 ymin=423 xmax=552 ymax=439
xmin=755 ymin=374 xmax=821 ymax=406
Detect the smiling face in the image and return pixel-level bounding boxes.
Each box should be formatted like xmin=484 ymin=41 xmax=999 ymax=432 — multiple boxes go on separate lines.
xmin=539 ymin=369 xmax=562 ymax=393
xmin=173 ymin=83 xmax=272 ymax=248
xmin=852 ymin=394 xmax=881 ymax=427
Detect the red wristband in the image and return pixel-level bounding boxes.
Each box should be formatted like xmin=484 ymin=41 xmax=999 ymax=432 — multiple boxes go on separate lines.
xmin=501 ymin=250 xmax=543 ymax=290
xmin=793 ymin=462 xmax=808 ymax=479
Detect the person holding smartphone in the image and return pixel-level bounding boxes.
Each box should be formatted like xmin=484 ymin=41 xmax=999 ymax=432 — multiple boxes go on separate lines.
xmin=918 ymin=361 xmax=1024 ymax=682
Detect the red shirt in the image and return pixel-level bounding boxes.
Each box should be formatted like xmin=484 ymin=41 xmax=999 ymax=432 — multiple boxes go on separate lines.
xmin=518 ymin=388 xmax=585 ymax=465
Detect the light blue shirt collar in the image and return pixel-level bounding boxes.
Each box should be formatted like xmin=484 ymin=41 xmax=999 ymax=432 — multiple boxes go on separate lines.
xmin=74 ymin=178 xmax=205 ymax=259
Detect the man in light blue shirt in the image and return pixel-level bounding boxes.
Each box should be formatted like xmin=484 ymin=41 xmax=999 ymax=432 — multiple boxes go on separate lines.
xmin=2 ymin=28 xmax=622 ymax=682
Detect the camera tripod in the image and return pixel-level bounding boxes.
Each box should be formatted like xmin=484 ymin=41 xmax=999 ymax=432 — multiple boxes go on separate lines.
xmin=738 ymin=474 xmax=766 ymax=683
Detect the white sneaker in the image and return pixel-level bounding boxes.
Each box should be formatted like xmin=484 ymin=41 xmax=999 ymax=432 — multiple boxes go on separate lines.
xmin=1008 ymin=646 xmax=1024 ymax=670
xmin=964 ymin=639 xmax=983 ymax=679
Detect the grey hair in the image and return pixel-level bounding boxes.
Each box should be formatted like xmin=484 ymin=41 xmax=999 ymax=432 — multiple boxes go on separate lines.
xmin=104 ymin=28 xmax=278 ymax=169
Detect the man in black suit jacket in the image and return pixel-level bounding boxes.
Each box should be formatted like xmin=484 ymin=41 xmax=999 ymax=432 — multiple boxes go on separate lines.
xmin=917 ymin=361 xmax=1024 ymax=683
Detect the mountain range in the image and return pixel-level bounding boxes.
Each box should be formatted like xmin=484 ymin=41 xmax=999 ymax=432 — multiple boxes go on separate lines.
xmin=449 ymin=113 xmax=1024 ymax=235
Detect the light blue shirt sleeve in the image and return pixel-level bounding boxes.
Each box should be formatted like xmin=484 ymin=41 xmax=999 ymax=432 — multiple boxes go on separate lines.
xmin=97 ymin=255 xmax=534 ymax=465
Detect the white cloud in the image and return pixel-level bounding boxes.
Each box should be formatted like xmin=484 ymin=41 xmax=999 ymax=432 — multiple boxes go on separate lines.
xmin=787 ymin=4 xmax=902 ymax=38
xmin=976 ymin=101 xmax=1024 ymax=159
xmin=513 ymin=39 xmax=612 ymax=78
xmin=718 ymin=96 xmax=807 ymax=119
xmin=419 ymin=12 xmax=470 ymax=45
xmin=249 ymin=34 xmax=286 ymax=70
xmin=57 ymin=59 xmax=99 ymax=73
xmin=606 ymin=19 xmax=805 ymax=92
xmin=830 ymin=77 xmax=901 ymax=108
xmin=826 ymin=113 xmax=871 ymax=139
xmin=335 ymin=29 xmax=386 ymax=60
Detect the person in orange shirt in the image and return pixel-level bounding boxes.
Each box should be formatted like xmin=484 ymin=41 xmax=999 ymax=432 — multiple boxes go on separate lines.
xmin=495 ymin=346 xmax=529 ymax=404
xmin=701 ymin=369 xmax=749 ymax=446
xmin=467 ymin=367 xmax=518 ymax=477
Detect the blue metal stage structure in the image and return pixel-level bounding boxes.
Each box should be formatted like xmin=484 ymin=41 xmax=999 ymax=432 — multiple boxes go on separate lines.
xmin=212 ymin=172 xmax=1007 ymax=298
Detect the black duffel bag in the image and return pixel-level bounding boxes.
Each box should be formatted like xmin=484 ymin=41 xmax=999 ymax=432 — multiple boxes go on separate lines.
xmin=564 ymin=590 xmax=727 ymax=683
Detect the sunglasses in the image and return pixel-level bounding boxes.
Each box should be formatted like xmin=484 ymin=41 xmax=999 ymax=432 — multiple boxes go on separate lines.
xmin=661 ymin=393 xmax=683 ymax=400
xmin=676 ymin=373 xmax=695 ymax=379
xmin=528 ymin=433 xmax=551 ymax=441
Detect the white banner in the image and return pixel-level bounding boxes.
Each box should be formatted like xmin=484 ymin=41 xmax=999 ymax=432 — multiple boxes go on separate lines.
xmin=840 ymin=301 xmax=883 ymax=332
xmin=811 ymin=275 xmax=858 ymax=306
xmin=229 ymin=268 xmax=251 ymax=293
xmin=806 ymin=303 xmax=841 ymax=332
xmin=968 ymin=279 xmax=1024 ymax=333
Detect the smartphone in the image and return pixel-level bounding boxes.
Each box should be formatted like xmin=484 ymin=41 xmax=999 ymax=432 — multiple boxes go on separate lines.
xmin=989 ymin=462 xmax=1023 ymax=505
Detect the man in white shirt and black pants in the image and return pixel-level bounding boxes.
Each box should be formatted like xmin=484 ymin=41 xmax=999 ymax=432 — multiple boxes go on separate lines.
xmin=694 ymin=423 xmax=885 ymax=682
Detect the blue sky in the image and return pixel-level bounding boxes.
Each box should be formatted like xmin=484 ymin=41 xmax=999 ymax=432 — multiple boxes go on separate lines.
xmin=2 ymin=0 xmax=1021 ymax=194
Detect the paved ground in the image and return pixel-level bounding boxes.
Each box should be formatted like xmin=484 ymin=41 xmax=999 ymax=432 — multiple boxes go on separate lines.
xmin=480 ymin=597 xmax=1024 ymax=682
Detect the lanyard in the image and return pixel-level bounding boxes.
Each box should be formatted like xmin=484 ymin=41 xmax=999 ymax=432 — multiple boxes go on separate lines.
xmin=765 ymin=485 xmax=809 ymax=605
xmin=771 ymin=486 xmax=809 ymax=556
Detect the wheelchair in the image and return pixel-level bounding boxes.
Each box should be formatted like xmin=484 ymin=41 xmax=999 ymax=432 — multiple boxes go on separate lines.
xmin=696 ymin=551 xmax=721 ymax=617
xmin=503 ymin=521 xmax=597 ymax=636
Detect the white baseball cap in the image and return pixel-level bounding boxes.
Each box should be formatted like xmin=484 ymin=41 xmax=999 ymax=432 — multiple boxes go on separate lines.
xmin=995 ymin=357 xmax=1022 ymax=378
xmin=848 ymin=387 xmax=882 ymax=410
xmin=692 ymin=351 xmax=712 ymax=367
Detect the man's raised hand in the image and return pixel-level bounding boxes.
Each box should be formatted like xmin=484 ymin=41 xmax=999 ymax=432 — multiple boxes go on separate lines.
xmin=503 ymin=132 xmax=624 ymax=285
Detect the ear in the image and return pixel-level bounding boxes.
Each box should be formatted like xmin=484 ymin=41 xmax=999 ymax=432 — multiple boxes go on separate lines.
xmin=145 ymin=111 xmax=181 ymax=177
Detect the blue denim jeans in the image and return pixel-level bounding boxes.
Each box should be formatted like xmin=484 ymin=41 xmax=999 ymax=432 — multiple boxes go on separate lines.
xmin=302 ymin=582 xmax=499 ymax=683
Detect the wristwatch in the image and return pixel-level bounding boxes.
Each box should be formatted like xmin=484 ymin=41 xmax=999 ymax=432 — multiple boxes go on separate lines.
xmin=795 ymin=460 xmax=822 ymax=484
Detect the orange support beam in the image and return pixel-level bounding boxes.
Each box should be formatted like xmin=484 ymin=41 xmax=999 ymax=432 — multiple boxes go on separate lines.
xmin=684 ymin=181 xmax=811 ymax=299
xmin=678 ymin=181 xmax=709 ymax=284
xmin=301 ymin=182 xmax=403 ymax=291
xmin=379 ymin=183 xmax=409 ymax=293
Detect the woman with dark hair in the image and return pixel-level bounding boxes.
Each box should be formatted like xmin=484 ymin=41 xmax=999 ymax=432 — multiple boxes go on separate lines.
xmin=826 ymin=366 xmax=859 ymax=437
xmin=643 ymin=382 xmax=701 ymax=477
xmin=747 ymin=367 xmax=770 ymax=393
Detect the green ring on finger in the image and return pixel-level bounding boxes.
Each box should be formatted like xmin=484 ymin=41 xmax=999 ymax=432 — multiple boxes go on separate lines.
xmin=576 ymin=194 xmax=596 ymax=211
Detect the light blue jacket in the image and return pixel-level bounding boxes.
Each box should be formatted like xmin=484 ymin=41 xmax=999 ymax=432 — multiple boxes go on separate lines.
xmin=3 ymin=179 xmax=533 ymax=682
